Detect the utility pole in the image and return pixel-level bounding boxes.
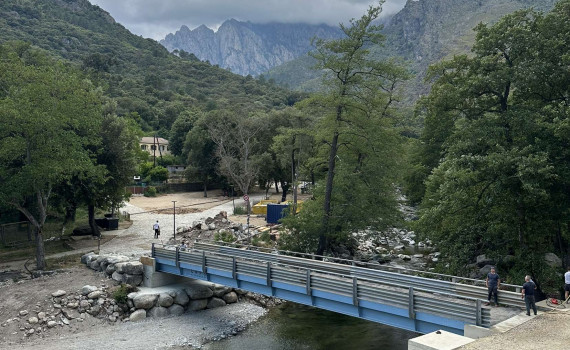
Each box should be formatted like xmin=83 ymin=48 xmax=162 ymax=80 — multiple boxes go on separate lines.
xmin=153 ymin=134 xmax=157 ymax=167
xmin=172 ymin=200 xmax=177 ymax=240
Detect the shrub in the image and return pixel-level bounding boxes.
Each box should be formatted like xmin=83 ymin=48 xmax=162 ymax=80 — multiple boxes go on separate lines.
xmin=233 ymin=206 xmax=248 ymax=215
xmin=144 ymin=186 xmax=157 ymax=197
xmin=214 ymin=230 xmax=235 ymax=243
xmin=112 ymin=284 xmax=137 ymax=304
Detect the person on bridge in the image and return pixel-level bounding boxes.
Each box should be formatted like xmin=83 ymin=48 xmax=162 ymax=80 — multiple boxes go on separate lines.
xmin=485 ymin=267 xmax=501 ymax=306
xmin=564 ymin=266 xmax=570 ymax=304
xmin=521 ymin=275 xmax=537 ymax=316
xmin=153 ymin=220 xmax=160 ymax=239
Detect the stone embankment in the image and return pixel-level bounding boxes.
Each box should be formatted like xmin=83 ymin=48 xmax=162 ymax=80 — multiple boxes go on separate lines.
xmin=81 ymin=253 xmax=144 ymax=286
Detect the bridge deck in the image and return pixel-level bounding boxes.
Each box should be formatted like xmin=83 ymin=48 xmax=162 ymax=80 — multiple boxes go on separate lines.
xmin=149 ymin=243 xmax=518 ymax=335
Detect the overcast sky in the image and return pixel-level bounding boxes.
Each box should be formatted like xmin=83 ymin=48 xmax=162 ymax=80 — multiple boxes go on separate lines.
xmin=88 ymin=0 xmax=408 ymax=40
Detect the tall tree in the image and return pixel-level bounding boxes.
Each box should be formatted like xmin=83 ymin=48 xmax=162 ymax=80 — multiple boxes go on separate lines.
xmin=417 ymin=2 xmax=570 ymax=291
xmin=0 ymin=43 xmax=103 ymax=269
xmin=308 ymin=2 xmax=408 ymax=254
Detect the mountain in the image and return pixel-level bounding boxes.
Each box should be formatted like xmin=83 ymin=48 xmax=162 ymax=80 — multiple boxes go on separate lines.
xmin=0 ymin=0 xmax=297 ymax=135
xmin=160 ymin=20 xmax=342 ymax=76
xmin=265 ymin=0 xmax=558 ymax=101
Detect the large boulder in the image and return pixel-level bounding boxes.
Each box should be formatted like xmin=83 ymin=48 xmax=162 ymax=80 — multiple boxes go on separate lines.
xmin=133 ymin=294 xmax=158 ymax=310
xmin=147 ymin=306 xmax=169 ymax=318
xmin=105 ymin=264 xmax=116 ymax=275
xmin=115 ymin=262 xmax=144 ymax=275
xmin=111 ymin=271 xmax=124 ymax=283
xmin=123 ymin=274 xmax=143 ymax=286
xmin=105 ymin=255 xmax=130 ymax=265
xmin=207 ymin=297 xmax=226 ymax=309
xmin=89 ymin=261 xmax=101 ymax=271
xmin=129 ymin=309 xmax=147 ymax=322
xmin=158 ymin=293 xmax=174 ymax=308
xmin=213 ymin=286 xmax=233 ymax=298
xmin=222 ymin=292 xmax=238 ymax=304
xmin=81 ymin=253 xmax=96 ymax=264
xmin=168 ymin=304 xmax=185 ymax=316
xmin=173 ymin=290 xmax=190 ymax=306
xmin=188 ymin=299 xmax=208 ymax=311
xmin=479 ymin=265 xmax=494 ymax=277
xmin=185 ymin=284 xmax=213 ymax=300
xmin=476 ymin=254 xmax=495 ymax=267
xmin=545 ymin=253 xmax=562 ymax=268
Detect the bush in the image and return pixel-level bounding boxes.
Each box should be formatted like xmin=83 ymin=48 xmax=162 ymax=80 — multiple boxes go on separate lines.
xmin=112 ymin=284 xmax=137 ymax=304
xmin=214 ymin=230 xmax=235 ymax=243
xmin=144 ymin=186 xmax=157 ymax=197
xmin=233 ymin=206 xmax=248 ymax=215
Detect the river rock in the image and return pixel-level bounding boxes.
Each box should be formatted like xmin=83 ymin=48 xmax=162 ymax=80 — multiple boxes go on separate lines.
xmin=393 ymin=245 xmax=405 ymax=251
xmin=87 ymin=291 xmax=103 ymax=299
xmin=80 ymin=252 xmax=96 ymax=264
xmin=52 ymin=290 xmax=66 ymax=297
xmin=168 ymin=304 xmax=185 ymax=316
xmin=62 ymin=308 xmax=80 ymax=319
xmin=89 ymin=261 xmax=101 ymax=271
xmin=158 ymin=293 xmax=174 ymax=307
xmin=115 ymin=262 xmax=144 ymax=275
xmin=112 ymin=271 xmax=124 ymax=283
xmin=133 ymin=294 xmax=158 ymax=310
xmin=148 ymin=306 xmax=169 ymax=318
xmin=105 ymin=265 xmax=116 ymax=275
xmin=207 ymin=297 xmax=226 ymax=309
xmin=222 ymin=292 xmax=238 ymax=304
xmin=123 ymin=274 xmax=143 ymax=286
xmin=476 ymin=254 xmax=495 ymax=267
xmin=208 ymin=223 xmax=216 ymax=230
xmin=188 ymin=299 xmax=208 ymax=311
xmin=28 ymin=317 xmax=38 ymax=324
xmin=81 ymin=285 xmax=98 ymax=296
xmin=37 ymin=312 xmax=46 ymax=320
xmin=80 ymin=300 xmax=90 ymax=308
xmin=19 ymin=310 xmax=28 ymax=316
xmin=213 ymin=286 xmax=232 ymax=297
xmin=129 ymin=309 xmax=146 ymax=322
xmin=105 ymin=255 xmax=130 ymax=265
xmin=544 ymin=253 xmax=562 ymax=268
xmin=47 ymin=321 xmax=57 ymax=328
xmin=185 ymin=284 xmax=213 ymax=299
xmin=173 ymin=290 xmax=190 ymax=306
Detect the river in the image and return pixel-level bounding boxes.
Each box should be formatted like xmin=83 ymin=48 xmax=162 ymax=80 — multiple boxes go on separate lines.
xmin=205 ymin=302 xmax=418 ymax=350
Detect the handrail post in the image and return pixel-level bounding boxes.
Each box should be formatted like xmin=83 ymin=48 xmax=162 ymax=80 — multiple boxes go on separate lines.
xmin=306 ymin=269 xmax=311 ymax=295
xmin=175 ymin=247 xmax=180 ymax=268
xmin=202 ymin=250 xmax=206 ymax=273
xmin=352 ymin=277 xmax=359 ymax=306
xmin=409 ymin=287 xmax=416 ymax=319
xmin=232 ymin=257 xmax=237 ymax=279
xmin=151 ymin=243 xmax=155 ymax=257
xmin=476 ymin=299 xmax=482 ymax=326
xmin=266 ymin=262 xmax=271 ymax=286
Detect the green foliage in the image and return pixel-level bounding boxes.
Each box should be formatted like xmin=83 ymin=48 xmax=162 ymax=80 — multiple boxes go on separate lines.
xmin=113 ymin=284 xmax=137 ymax=304
xmin=252 ymin=231 xmax=273 ymax=248
xmin=214 ymin=230 xmax=235 ymax=243
xmin=143 ymin=186 xmax=157 ymax=197
xmin=148 ymin=167 xmax=169 ymax=182
xmin=415 ymin=2 xmax=570 ymax=291
xmin=233 ymin=206 xmax=248 ymax=215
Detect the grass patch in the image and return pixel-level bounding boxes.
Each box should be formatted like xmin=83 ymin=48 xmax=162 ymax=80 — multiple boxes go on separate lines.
xmin=252 ymin=231 xmax=273 ymax=248
xmin=233 ymin=206 xmax=248 ymax=215
xmin=0 ymin=240 xmax=72 ymax=262
xmin=45 ymin=252 xmax=84 ymax=269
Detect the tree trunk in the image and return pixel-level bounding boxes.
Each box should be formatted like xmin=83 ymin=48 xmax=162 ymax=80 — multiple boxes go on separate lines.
xmin=292 ymin=148 xmax=297 ymax=215
xmin=203 ymin=179 xmax=208 ymax=198
xmin=88 ymin=204 xmax=101 ymax=237
xmin=275 ymin=180 xmax=280 ymax=193
xmin=318 ymin=130 xmax=339 ymax=255
xmin=35 ymin=228 xmax=46 ymax=270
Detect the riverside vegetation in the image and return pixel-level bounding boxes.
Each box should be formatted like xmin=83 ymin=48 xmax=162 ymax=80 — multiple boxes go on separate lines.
xmin=0 ymin=0 xmax=569 ymax=298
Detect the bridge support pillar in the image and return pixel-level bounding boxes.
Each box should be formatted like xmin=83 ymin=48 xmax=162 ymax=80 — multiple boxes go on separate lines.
xmin=140 ymin=256 xmax=185 ymax=288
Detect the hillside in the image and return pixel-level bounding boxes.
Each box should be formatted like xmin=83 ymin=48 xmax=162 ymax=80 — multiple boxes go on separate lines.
xmin=160 ymin=19 xmax=342 ymax=76
xmin=0 ymin=0 xmax=297 ymax=135
xmin=265 ymin=0 xmax=558 ymax=102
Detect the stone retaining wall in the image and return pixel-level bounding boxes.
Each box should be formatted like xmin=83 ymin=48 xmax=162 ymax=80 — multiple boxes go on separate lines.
xmin=81 ymin=252 xmax=144 ymax=286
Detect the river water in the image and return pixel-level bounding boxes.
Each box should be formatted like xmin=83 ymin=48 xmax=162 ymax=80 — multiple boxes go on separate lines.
xmin=205 ymin=302 xmax=418 ymax=350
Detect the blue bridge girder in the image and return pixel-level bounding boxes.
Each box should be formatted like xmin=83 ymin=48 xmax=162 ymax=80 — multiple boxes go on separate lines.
xmin=151 ymin=243 xmax=498 ymax=336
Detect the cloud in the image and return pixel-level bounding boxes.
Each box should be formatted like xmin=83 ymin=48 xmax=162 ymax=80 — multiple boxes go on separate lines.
xmin=88 ymin=0 xmax=407 ymax=40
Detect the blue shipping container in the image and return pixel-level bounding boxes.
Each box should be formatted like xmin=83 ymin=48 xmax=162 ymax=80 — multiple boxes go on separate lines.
xmin=266 ymin=204 xmax=289 ymax=224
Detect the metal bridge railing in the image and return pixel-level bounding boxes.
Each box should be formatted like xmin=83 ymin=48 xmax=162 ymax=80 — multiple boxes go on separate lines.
xmin=192 ymin=241 xmax=525 ymax=308
xmin=152 ymin=244 xmax=492 ymax=327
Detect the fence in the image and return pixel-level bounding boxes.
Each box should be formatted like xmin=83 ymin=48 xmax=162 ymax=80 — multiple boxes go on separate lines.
xmin=0 ymin=221 xmax=33 ymax=246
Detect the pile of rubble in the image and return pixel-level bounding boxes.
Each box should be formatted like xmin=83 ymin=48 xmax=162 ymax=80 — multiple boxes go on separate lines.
xmin=2 ymin=284 xmax=125 ymax=338
xmin=81 ymin=253 xmax=144 ymax=286
xmin=176 ymin=211 xmax=260 ymax=245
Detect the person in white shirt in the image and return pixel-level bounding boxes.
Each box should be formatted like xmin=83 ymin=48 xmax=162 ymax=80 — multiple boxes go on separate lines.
xmin=153 ymin=221 xmax=160 ymax=239
xmin=564 ymin=266 xmax=570 ymax=303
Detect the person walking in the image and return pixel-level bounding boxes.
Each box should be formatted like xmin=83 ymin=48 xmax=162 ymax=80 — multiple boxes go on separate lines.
xmin=153 ymin=220 xmax=160 ymax=239
xmin=521 ymin=275 xmax=537 ymax=316
xmin=564 ymin=266 xmax=570 ymax=303
xmin=485 ymin=267 xmax=501 ymax=306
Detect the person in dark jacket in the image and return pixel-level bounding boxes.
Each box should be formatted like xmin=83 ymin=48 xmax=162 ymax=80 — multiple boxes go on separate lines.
xmin=485 ymin=267 xmax=501 ymax=306
xmin=521 ymin=275 xmax=537 ymax=316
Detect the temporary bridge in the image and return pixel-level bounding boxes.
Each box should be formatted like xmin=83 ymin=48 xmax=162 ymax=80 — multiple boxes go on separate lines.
xmin=151 ymin=241 xmax=524 ymax=335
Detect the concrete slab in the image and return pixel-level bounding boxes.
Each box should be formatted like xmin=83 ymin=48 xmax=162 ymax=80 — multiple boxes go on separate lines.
xmin=490 ymin=311 xmax=542 ymax=333
xmin=408 ymin=330 xmax=475 ymax=350
xmin=463 ymin=325 xmax=492 ymax=339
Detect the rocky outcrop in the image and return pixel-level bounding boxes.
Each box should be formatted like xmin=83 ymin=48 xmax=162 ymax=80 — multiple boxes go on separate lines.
xmin=160 ymin=19 xmax=342 ymax=76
